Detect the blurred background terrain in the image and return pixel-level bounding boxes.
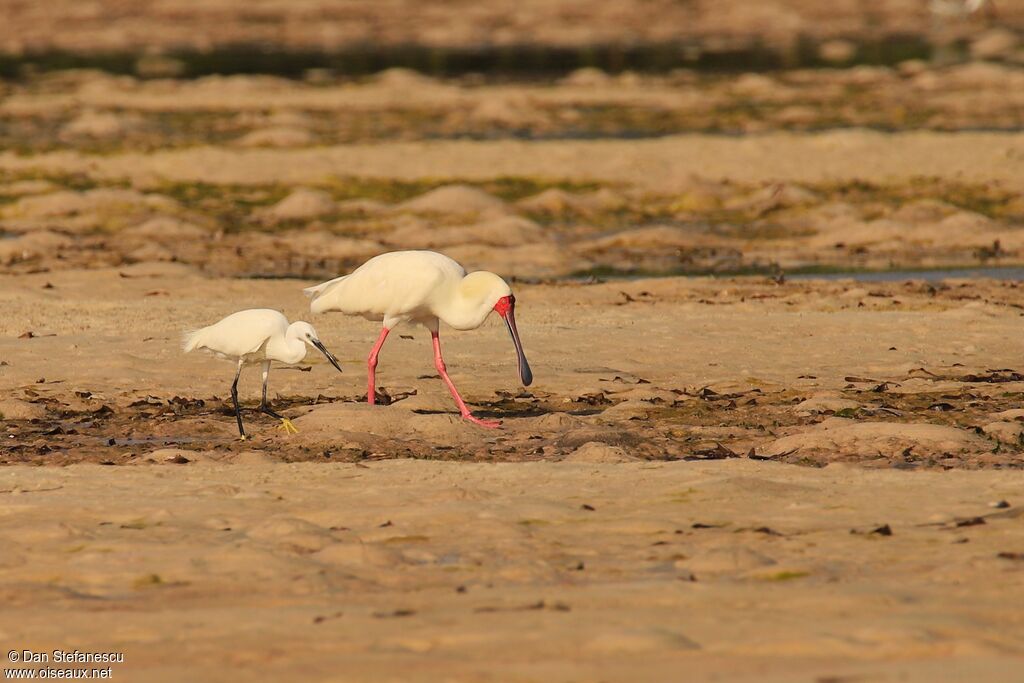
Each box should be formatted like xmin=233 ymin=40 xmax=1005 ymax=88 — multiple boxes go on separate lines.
xmin=2 ymin=0 xmax=1023 ymax=71
xmin=1 ymin=0 xmax=1023 ymax=282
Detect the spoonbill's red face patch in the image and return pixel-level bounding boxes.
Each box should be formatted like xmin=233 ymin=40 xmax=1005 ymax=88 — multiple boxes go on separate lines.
xmin=492 ymin=294 xmax=532 ymax=386
xmin=493 ymin=295 xmax=514 ymax=318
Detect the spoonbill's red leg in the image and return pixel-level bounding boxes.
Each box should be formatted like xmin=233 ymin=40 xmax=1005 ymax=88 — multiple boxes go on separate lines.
xmin=431 ymin=330 xmax=501 ymax=428
xmin=367 ymin=327 xmax=390 ymax=404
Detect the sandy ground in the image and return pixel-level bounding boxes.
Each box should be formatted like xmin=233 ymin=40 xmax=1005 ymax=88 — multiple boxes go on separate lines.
xmin=1 ymin=459 xmax=1023 ymax=682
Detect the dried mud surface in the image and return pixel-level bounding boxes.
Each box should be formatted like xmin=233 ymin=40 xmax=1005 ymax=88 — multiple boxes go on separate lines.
xmin=3 ymin=266 xmax=1024 ymax=470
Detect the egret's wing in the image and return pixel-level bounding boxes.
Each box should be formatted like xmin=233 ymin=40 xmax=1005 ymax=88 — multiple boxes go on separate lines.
xmin=184 ymin=309 xmax=286 ymax=357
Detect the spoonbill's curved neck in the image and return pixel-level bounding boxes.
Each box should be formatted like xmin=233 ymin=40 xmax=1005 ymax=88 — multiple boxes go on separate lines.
xmin=437 ymin=281 xmax=494 ymax=330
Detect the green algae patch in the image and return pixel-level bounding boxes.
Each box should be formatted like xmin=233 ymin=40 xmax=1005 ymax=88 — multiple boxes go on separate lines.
xmin=133 ymin=573 xmax=164 ymax=589
xmin=760 ymin=571 xmax=811 ymax=582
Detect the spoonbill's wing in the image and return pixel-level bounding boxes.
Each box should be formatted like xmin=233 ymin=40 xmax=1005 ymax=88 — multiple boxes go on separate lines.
xmin=308 ymin=251 xmax=465 ymax=319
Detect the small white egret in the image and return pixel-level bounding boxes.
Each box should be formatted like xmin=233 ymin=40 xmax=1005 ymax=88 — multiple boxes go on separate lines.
xmin=304 ymin=251 xmax=533 ymax=428
xmin=183 ymin=308 xmax=343 ymax=439
xmin=929 ymin=0 xmax=992 ymax=18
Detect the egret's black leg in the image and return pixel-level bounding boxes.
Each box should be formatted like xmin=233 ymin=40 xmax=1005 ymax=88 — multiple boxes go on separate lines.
xmin=259 ymin=360 xmax=298 ymax=434
xmin=231 ymin=360 xmax=246 ymax=439
xmin=259 ymin=360 xmax=284 ymax=419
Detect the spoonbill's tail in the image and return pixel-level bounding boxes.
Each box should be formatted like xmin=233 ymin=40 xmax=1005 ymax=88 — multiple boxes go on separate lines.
xmin=303 ymin=275 xmax=347 ymax=300
xmin=305 ymin=275 xmax=352 ymax=315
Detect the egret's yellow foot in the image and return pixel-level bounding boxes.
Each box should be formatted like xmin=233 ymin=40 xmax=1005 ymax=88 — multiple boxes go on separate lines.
xmin=239 ymin=435 xmax=248 ymax=441
xmin=277 ymin=418 xmax=299 ymax=435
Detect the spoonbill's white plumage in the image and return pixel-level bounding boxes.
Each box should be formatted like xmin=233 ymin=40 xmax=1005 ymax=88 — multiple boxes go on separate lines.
xmin=304 ymin=250 xmax=532 ymax=428
xmin=183 ymin=308 xmax=343 ymax=438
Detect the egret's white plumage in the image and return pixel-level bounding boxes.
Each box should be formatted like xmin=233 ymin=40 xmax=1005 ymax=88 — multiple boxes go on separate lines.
xmin=305 ymin=250 xmax=532 ymax=428
xmin=184 ymin=308 xmax=343 ymax=438
xmin=930 ymin=0 xmax=989 ymax=17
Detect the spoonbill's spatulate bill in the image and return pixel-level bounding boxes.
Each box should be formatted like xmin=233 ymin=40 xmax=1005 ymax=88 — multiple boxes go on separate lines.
xmin=183 ymin=308 xmax=343 ymax=439
xmin=304 ymin=250 xmax=533 ymax=428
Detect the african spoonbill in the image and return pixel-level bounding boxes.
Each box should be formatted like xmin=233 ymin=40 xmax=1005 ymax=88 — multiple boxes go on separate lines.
xmin=304 ymin=251 xmax=532 ymax=428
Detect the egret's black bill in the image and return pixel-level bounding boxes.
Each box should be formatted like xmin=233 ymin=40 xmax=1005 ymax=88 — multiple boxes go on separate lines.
xmin=503 ymin=305 xmax=533 ymax=387
xmin=312 ymin=339 xmax=343 ymax=373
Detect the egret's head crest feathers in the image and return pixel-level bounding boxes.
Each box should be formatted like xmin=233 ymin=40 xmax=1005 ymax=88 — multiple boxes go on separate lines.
xmin=288 ymin=320 xmax=343 ymax=372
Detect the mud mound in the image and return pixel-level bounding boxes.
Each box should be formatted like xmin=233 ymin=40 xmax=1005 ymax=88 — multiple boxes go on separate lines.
xmin=259 ymin=188 xmax=337 ymax=221
xmin=0 ymin=231 xmax=71 ymax=265
xmin=2 ymin=188 xmax=179 ymax=220
xmin=236 ymin=126 xmax=315 ymax=148
xmin=444 ymin=243 xmax=580 ymax=278
xmin=468 ymin=95 xmax=549 ymax=128
xmin=192 ymin=74 xmax=297 ymax=94
xmin=560 ymin=68 xmax=613 ymax=87
xmin=763 ymin=419 xmax=990 ymax=459
xmin=981 ymin=421 xmax=1024 ymax=443
xmin=889 ymin=199 xmax=959 ymax=223
xmin=60 ymin=109 xmax=139 ymax=139
xmin=516 ymin=188 xmax=593 ymax=216
xmin=730 ymin=73 xmax=781 ymax=98
xmin=125 ymin=216 xmax=210 ymax=238
xmin=336 ymin=198 xmax=388 ymax=216
xmin=563 ymin=441 xmax=638 ymax=463
xmin=1 ymin=189 xmax=181 ymax=234
xmin=580 ymin=226 xmax=692 ymax=252
xmin=935 ymin=210 xmax=995 ymax=237
xmin=0 ymin=180 xmax=59 ymax=196
xmin=262 ymin=110 xmax=316 ymax=129
xmin=294 ymin=402 xmax=480 ymax=448
xmin=792 ymin=394 xmax=862 ymax=415
xmin=373 ymin=68 xmax=438 ymax=89
xmin=125 ymin=242 xmax=174 ymax=262
xmin=970 ymin=28 xmax=1020 ymax=60
xmin=280 ymin=230 xmax=383 ymax=260
xmin=0 ymin=398 xmax=46 ymax=420
xmin=387 ymin=215 xmax=546 ymax=249
xmin=724 ymin=183 xmax=820 ymax=211
xmin=398 ymin=185 xmax=507 ymax=215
